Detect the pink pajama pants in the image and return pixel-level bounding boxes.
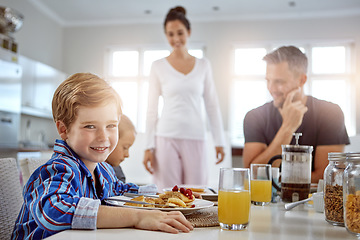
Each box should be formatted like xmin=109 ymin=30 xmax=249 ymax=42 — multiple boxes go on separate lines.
xmin=153 ymin=136 xmax=207 ymax=191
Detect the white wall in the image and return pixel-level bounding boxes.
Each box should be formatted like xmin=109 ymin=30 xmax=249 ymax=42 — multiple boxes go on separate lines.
xmin=1 ymin=0 xmax=64 ymax=70
xmin=2 ymin=0 xmax=64 ymax=151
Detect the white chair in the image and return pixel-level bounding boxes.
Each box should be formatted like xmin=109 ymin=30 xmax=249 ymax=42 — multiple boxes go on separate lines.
xmin=0 ymin=158 xmax=23 ymax=239
xmin=19 ymin=157 xmax=48 ymax=184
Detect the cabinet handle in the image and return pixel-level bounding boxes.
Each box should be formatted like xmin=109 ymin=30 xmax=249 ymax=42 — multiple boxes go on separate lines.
xmin=0 ymin=118 xmax=12 ymax=123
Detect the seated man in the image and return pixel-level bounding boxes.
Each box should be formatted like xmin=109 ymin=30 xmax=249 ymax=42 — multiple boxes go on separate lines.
xmin=243 ymin=46 xmax=350 ymax=183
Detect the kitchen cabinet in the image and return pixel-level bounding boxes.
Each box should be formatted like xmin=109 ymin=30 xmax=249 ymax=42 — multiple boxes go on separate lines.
xmin=19 ymin=56 xmax=66 ymax=118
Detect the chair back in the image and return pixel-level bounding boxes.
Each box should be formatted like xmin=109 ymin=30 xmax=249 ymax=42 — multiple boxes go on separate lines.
xmin=0 ymin=158 xmax=23 ymax=239
xmin=19 ymin=157 xmax=48 ymax=184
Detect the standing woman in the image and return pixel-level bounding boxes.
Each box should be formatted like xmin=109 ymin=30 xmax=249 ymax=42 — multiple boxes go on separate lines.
xmin=143 ymin=6 xmax=226 ymax=190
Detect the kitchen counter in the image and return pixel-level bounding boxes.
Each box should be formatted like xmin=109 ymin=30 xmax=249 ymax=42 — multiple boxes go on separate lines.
xmin=47 ymin=203 xmax=353 ymax=240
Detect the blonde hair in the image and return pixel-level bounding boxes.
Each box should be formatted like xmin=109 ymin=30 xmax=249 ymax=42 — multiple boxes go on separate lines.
xmin=52 ymin=73 xmax=122 ymax=128
xmin=118 ymin=114 xmax=136 ymax=138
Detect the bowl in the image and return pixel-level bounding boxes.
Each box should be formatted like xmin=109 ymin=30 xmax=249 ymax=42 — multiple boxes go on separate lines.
xmin=0 ymin=6 xmax=24 ymax=34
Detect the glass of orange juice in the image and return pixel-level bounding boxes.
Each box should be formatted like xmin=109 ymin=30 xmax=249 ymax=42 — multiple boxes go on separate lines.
xmin=250 ymin=164 xmax=272 ymax=206
xmin=218 ymin=168 xmax=251 ymax=230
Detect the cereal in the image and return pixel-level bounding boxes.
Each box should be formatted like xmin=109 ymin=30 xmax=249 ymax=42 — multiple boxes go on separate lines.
xmin=324 ymin=184 xmax=344 ymax=223
xmin=345 ymin=194 xmax=360 ymax=233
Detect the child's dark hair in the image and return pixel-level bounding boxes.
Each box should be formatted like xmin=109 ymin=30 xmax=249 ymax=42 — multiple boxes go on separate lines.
xmin=164 ymin=6 xmax=190 ymax=31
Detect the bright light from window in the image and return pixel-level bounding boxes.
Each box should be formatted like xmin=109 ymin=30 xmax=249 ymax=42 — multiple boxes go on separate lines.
xmin=112 ymin=51 xmax=139 ymax=77
xmin=311 ymin=79 xmax=354 ymax=135
xmin=234 ymin=48 xmax=266 ymax=75
xmin=231 ymin=80 xmax=271 ymax=146
xmin=143 ymin=50 xmax=170 ymax=76
xmin=312 ymin=80 xmax=346 ymax=106
xmin=110 ymin=82 xmax=138 ymax=125
xmin=137 ymin=81 xmax=164 ymax=133
xmin=312 ymin=46 xmax=346 ymax=74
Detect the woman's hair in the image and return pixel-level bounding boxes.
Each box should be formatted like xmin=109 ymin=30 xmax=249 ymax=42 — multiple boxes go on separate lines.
xmin=263 ymin=46 xmax=308 ymax=76
xmin=164 ymin=6 xmax=190 ymax=31
xmin=52 ymin=72 xmax=122 ymax=129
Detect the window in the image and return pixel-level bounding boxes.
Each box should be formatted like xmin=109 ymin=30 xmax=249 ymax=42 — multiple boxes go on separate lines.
xmin=111 ymin=51 xmax=139 ymax=77
xmin=231 ymin=43 xmax=355 ymax=147
xmin=309 ymin=45 xmax=354 ymax=137
xmin=106 ymin=47 xmax=204 ymax=132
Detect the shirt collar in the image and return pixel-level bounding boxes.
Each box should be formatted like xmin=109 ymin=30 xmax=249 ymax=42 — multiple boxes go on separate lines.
xmin=53 ymin=139 xmax=93 ymax=178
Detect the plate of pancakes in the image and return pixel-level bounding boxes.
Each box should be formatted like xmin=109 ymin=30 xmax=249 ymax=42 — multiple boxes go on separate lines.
xmin=105 ymin=185 xmax=214 ymax=214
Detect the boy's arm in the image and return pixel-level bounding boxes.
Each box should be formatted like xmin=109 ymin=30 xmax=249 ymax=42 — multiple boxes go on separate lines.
xmin=96 ymin=205 xmax=193 ymax=234
xmin=71 ymin=197 xmax=101 ymax=230
xmin=71 ymin=195 xmax=192 ymax=234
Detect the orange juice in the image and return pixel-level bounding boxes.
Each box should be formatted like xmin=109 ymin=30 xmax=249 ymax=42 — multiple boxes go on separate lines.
xmin=251 ymin=180 xmax=272 ymax=202
xmin=218 ymin=190 xmax=251 ymax=224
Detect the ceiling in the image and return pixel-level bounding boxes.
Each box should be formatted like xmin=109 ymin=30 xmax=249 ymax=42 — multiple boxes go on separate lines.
xmin=28 ymin=0 xmax=360 ymax=27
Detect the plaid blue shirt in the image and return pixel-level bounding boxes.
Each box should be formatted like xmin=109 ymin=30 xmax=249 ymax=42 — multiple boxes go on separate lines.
xmin=12 ymin=139 xmax=139 ymax=240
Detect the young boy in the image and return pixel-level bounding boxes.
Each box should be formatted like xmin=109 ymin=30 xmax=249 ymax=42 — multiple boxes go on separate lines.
xmin=106 ymin=114 xmax=135 ymax=183
xmin=12 ymin=73 xmax=193 ymax=240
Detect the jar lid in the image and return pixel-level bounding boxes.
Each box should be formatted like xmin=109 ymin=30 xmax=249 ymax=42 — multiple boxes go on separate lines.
xmin=328 ymin=152 xmax=347 ymax=161
xmin=346 ymin=152 xmax=360 ymax=161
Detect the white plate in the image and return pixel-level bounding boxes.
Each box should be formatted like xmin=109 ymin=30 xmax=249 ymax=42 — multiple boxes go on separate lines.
xmin=104 ymin=196 xmax=214 ymax=214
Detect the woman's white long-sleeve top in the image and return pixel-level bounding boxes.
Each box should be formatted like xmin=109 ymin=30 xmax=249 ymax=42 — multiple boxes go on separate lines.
xmin=145 ymin=57 xmax=225 ymax=149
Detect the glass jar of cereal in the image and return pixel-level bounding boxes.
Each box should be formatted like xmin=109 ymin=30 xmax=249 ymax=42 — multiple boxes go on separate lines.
xmin=324 ymin=152 xmax=346 ymax=226
xmin=344 ymin=152 xmax=360 ymax=236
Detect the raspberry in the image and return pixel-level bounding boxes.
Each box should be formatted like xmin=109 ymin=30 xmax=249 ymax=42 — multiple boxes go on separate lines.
xmin=185 ymin=189 xmax=192 ymax=197
xmin=172 ymin=185 xmax=178 ymax=192
xmin=180 ymin=187 xmax=186 ymax=194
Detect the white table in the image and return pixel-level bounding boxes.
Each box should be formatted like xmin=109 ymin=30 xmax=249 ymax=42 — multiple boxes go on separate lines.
xmin=47 ymin=203 xmax=354 ymax=240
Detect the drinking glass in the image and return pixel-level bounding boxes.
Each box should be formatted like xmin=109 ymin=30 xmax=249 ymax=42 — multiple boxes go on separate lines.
xmin=250 ymin=164 xmax=272 ymax=206
xmin=218 ymin=168 xmax=251 ymax=230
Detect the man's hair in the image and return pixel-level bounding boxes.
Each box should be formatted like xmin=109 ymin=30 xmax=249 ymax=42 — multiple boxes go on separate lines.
xmin=52 ymin=72 xmax=122 ymax=128
xmin=118 ymin=114 xmax=136 ymax=137
xmin=263 ymin=46 xmax=308 ymax=75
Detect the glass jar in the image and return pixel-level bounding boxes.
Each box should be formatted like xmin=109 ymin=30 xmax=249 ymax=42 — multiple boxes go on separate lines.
xmin=324 ymin=152 xmax=346 ymax=226
xmin=343 ymin=153 xmax=360 ymax=236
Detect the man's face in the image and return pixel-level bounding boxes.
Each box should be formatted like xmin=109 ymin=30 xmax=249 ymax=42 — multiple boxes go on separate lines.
xmin=266 ymin=61 xmax=301 ymax=108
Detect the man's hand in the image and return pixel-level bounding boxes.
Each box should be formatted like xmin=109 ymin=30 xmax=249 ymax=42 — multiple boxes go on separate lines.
xmin=278 ymin=88 xmax=308 ymax=133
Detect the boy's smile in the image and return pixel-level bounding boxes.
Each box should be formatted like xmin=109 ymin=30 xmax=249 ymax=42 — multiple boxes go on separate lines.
xmin=61 ymin=103 xmax=120 ymax=171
